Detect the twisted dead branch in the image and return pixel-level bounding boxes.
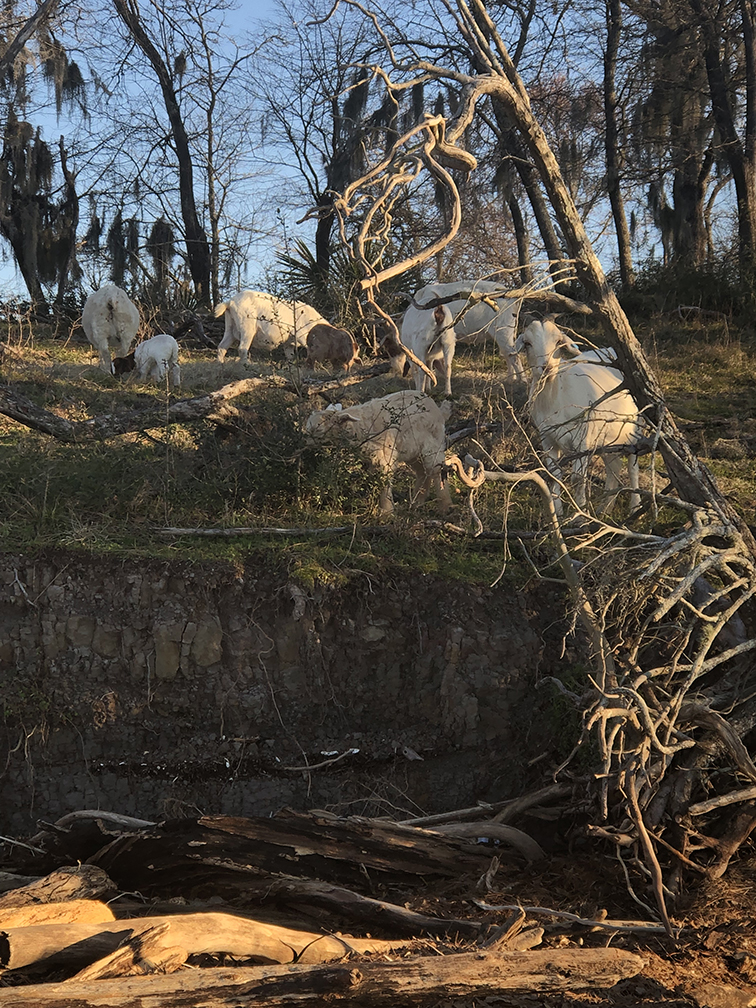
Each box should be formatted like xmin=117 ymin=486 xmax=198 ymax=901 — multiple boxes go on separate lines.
xmin=451 ymin=451 xmax=756 ymax=931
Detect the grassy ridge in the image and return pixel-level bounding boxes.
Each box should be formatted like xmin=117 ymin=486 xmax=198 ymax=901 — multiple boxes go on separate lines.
xmin=1 ymin=317 xmax=754 ymax=583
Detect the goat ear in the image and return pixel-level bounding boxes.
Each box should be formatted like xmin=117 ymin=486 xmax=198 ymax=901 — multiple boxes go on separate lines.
xmin=336 ymin=411 xmax=360 ymax=424
xmin=557 ymin=336 xmax=581 ymax=359
xmin=433 ymin=305 xmax=447 ymax=326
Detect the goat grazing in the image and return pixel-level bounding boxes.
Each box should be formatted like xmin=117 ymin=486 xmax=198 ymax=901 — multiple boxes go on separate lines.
xmin=306 ymin=389 xmax=452 ymax=514
xmin=514 ymin=318 xmax=641 ymax=514
xmin=305 ymin=323 xmax=360 ymax=371
xmin=81 ymin=284 xmax=140 ymax=374
xmin=215 ymin=290 xmax=327 ymax=365
xmin=112 ymin=333 xmax=181 ymax=388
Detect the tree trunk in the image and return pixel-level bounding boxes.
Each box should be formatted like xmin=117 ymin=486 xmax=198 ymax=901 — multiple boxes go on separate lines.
xmin=113 ymin=0 xmax=212 ymax=305
xmin=500 ymin=124 xmax=566 ymax=277
xmin=689 ymin=0 xmax=756 ymax=274
xmin=314 ymin=201 xmax=334 ymax=274
xmin=55 ymin=136 xmax=79 ymax=311
xmin=507 ymin=194 xmax=533 ymax=286
xmin=671 ymin=152 xmax=711 ymax=265
xmin=604 ymin=0 xmax=634 ymax=287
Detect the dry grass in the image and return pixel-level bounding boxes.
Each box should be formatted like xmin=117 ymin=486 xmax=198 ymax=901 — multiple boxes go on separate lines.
xmin=1 ymin=319 xmax=754 ymax=569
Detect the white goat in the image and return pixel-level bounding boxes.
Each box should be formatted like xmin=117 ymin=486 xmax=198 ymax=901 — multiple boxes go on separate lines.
xmin=112 ymin=334 xmax=181 ymax=388
xmin=400 ymin=302 xmax=456 ymax=397
xmin=406 ymin=281 xmax=524 ymax=384
xmin=514 ymin=319 xmax=641 ymax=515
xmin=215 ymin=290 xmax=327 ymax=365
xmin=306 ymin=390 xmax=452 ymax=514
xmin=81 ymin=284 xmax=140 ymax=374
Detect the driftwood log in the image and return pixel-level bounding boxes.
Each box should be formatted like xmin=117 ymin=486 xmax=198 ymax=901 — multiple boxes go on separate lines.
xmin=17 ymin=810 xmax=533 ymax=941
xmin=430 ymin=820 xmax=545 ymax=859
xmin=0 ymin=899 xmax=115 ymax=929
xmin=0 ymin=948 xmax=646 ymax=1007
xmin=0 ymin=911 xmax=410 ymax=971
xmin=0 ymin=873 xmax=40 ymax=894
xmin=247 ymin=878 xmax=482 ymax=939
xmin=85 ymin=811 xmax=501 ymax=894
xmin=70 ymin=923 xmax=186 ymax=981
xmin=0 ymin=865 xmax=115 ymax=908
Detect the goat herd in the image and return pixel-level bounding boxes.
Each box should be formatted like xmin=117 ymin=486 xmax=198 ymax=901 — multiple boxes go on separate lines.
xmin=79 ymin=281 xmax=644 ymax=518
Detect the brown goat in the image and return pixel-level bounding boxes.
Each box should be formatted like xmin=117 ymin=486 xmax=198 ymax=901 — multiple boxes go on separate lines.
xmin=305 ymin=323 xmax=360 ymax=371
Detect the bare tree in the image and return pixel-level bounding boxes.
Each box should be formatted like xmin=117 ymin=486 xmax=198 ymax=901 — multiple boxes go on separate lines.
xmin=113 ymin=0 xmax=212 ymax=305
xmin=0 ymin=0 xmax=85 ymax=309
xmin=686 ymin=0 xmax=756 ymax=275
xmin=604 ymin=0 xmax=635 ymax=285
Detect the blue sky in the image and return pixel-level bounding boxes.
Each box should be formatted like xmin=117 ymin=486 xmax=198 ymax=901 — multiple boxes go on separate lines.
xmin=0 ymin=0 xmax=286 ymax=301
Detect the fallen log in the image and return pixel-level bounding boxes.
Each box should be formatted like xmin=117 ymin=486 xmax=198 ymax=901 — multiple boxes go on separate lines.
xmin=0 ymin=899 xmax=115 ymax=928
xmin=28 ymin=812 xmax=158 ymax=864
xmin=70 ymin=923 xmax=187 ymax=981
xmin=0 ymin=365 xmax=393 ymax=444
xmin=429 ymin=821 xmax=546 ymax=861
xmin=87 ymin=811 xmax=497 ymax=895
xmin=0 ymin=948 xmax=646 ymax=1006
xmin=0 ymin=865 xmax=115 ymax=908
xmin=0 ymin=872 xmax=41 ymax=893
xmin=258 ymin=878 xmax=482 ymax=939
xmin=0 ymin=911 xmax=410 ymax=971
xmin=51 ymin=811 xmax=157 ymax=832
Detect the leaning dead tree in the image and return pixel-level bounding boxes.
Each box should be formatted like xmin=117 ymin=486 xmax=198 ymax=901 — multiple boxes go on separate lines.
xmin=325 ymin=0 xmax=756 ymax=933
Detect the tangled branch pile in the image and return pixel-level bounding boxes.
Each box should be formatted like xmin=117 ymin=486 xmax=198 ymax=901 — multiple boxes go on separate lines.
xmin=568 ymin=502 xmax=756 ymax=931
xmin=454 ymin=449 xmax=756 ymax=935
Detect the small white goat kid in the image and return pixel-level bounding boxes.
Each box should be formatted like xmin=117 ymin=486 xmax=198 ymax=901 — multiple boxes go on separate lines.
xmin=306 ymin=390 xmax=452 ymax=514
xmin=81 ymin=284 xmax=140 ymax=374
xmin=514 ymin=319 xmax=641 ymax=515
xmin=112 ymin=334 xmax=181 ymax=388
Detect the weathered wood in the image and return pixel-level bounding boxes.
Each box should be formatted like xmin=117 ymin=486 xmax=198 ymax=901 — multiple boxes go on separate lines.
xmin=70 ymin=923 xmax=187 ymax=981
xmin=52 ymin=811 xmax=157 ymax=832
xmin=87 ymin=811 xmax=495 ymax=896
xmin=0 ymin=866 xmax=115 ymax=908
xmin=493 ymin=783 xmax=572 ymax=824
xmin=0 ymin=900 xmax=115 ymax=929
xmin=0 ymin=872 xmax=41 ymax=894
xmin=0 ymin=911 xmax=410 ymax=971
xmin=0 ymin=948 xmax=647 ymax=1006
xmin=258 ymin=878 xmax=482 ymax=939
xmin=30 ymin=813 xmax=156 ymax=865
xmin=429 ymin=821 xmax=545 ymax=861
